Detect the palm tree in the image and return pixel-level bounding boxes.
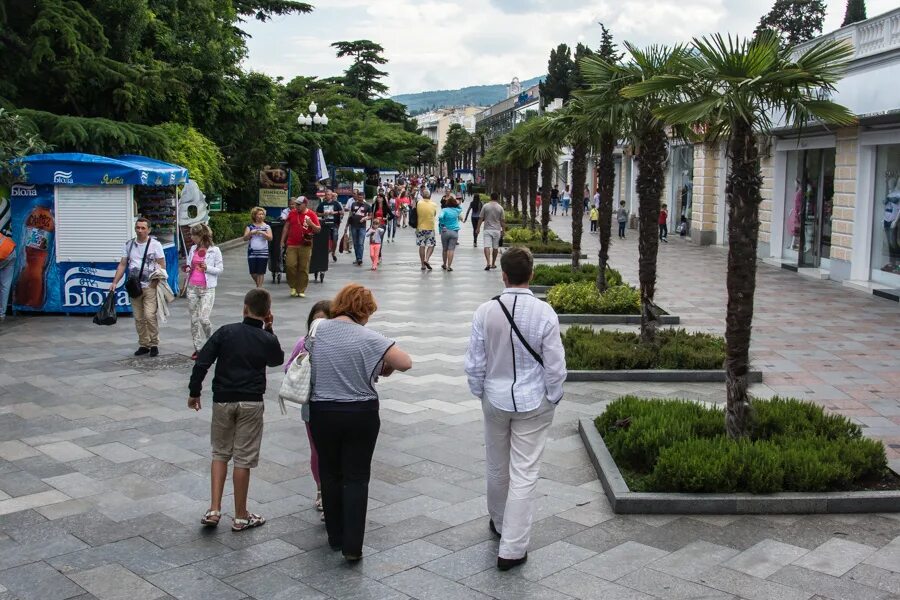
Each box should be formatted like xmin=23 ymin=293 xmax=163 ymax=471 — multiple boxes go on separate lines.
xmin=624 ymin=32 xmax=854 ymax=437
xmin=517 ymin=116 xmax=563 ymax=243
xmin=542 ymin=102 xmax=605 ymax=269
xmin=582 ymin=44 xmax=691 ymax=342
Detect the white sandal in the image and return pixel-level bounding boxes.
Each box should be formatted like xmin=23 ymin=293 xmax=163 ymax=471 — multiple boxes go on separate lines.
xmin=232 ymin=513 xmax=266 ymax=532
xmin=200 ymin=509 xmax=221 ymax=527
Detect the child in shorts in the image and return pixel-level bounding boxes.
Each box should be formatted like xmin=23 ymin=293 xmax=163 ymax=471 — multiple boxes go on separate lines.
xmin=188 ymin=288 xmax=285 ymax=531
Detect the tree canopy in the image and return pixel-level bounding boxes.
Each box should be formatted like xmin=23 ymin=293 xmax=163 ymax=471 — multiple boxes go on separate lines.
xmin=539 ymin=44 xmax=575 ymax=108
xmin=332 ymin=40 xmax=390 ymax=101
xmin=842 ymin=0 xmax=867 ymax=26
xmin=754 ymin=0 xmax=827 ymax=45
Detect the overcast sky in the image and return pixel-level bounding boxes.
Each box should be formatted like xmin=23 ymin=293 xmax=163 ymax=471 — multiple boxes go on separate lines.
xmin=241 ymin=0 xmax=896 ymax=96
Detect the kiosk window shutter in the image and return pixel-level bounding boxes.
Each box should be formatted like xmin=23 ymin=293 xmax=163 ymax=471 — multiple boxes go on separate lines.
xmin=56 ymin=187 xmax=133 ymax=262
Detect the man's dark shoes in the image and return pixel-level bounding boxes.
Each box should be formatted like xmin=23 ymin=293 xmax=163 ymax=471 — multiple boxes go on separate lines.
xmin=149 ymin=347 xmax=159 ymax=357
xmin=424 ymin=262 xmax=433 ymax=270
xmin=134 ymin=347 xmax=150 ymax=356
xmin=484 ymin=266 xmax=491 ymax=271
xmin=497 ymin=553 xmax=527 ymax=571
xmin=489 ymin=519 xmax=501 ymax=538
xmin=343 ymin=552 xmax=362 ymax=562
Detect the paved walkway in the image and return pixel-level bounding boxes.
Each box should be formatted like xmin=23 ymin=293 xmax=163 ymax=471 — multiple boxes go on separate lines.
xmin=0 ymin=211 xmax=897 ymax=600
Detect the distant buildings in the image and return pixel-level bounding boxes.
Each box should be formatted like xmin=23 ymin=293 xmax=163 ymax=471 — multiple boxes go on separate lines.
xmin=415 ymin=106 xmax=485 ymax=159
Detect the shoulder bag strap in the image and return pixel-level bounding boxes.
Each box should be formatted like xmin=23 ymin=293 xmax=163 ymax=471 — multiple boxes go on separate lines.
xmin=136 ymin=237 xmax=150 ymax=281
xmin=492 ymin=296 xmax=543 ymax=367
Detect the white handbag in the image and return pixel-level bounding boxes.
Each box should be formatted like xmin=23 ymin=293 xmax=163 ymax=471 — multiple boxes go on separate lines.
xmin=278 ymin=318 xmax=324 ymax=414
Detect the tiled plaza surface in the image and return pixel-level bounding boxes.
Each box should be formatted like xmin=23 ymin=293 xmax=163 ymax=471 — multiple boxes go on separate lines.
xmin=0 ymin=209 xmax=898 ymax=600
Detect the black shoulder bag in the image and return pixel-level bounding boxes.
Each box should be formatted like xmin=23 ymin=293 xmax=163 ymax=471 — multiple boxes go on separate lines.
xmin=493 ymin=296 xmax=543 ymax=367
xmin=125 ymin=239 xmax=150 ymax=299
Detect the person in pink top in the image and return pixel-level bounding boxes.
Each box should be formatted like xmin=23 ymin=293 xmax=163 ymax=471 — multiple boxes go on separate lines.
xmin=185 ymin=224 xmax=224 ymax=360
xmin=286 ymin=300 xmax=331 ymax=514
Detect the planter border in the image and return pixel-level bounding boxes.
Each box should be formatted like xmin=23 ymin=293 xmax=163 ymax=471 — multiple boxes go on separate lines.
xmin=531 ymin=253 xmax=588 ymax=259
xmin=578 ymin=417 xmax=900 ymax=514
xmin=557 ymin=314 xmax=681 ymax=325
xmin=567 ymin=369 xmax=762 ymax=383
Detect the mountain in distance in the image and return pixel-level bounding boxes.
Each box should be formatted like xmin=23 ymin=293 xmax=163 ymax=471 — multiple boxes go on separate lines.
xmin=393 ymin=75 xmax=544 ymax=115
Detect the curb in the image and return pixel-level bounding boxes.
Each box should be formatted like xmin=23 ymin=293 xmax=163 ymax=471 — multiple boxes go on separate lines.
xmin=557 ymin=314 xmax=681 ymax=325
xmin=531 ymin=253 xmax=588 ymax=259
xmin=578 ymin=418 xmax=900 ymax=514
xmin=567 ymin=370 xmax=763 ymax=382
xmin=218 ymin=237 xmax=246 ymax=251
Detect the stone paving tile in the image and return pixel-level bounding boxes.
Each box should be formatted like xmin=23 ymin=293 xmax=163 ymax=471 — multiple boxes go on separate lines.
xmin=651 ymin=540 xmax=741 ymax=581
xmin=694 ymin=567 xmax=813 ymax=600
xmin=616 ymin=567 xmax=738 ymax=599
xmin=723 ymin=538 xmax=811 ymax=579
xmin=383 ymin=567 xmax=491 ymax=600
xmin=541 ymin=567 xmax=658 ymax=599
xmin=146 ymin=566 xmax=246 ymax=600
xmin=572 ymin=540 xmax=669 ymax=581
xmin=864 ymin=536 xmax=900 ymax=574
xmin=194 ymin=539 xmax=301 ymax=578
xmin=845 ymin=564 xmax=900 ymax=595
xmin=354 ymin=539 xmax=451 ymax=580
xmin=462 ymin=567 xmax=576 ymax=600
xmin=0 ymin=561 xmax=86 ymax=600
xmin=302 ymin=568 xmax=411 ymax=600
xmin=770 ymin=565 xmax=896 ymax=600
xmin=67 ymin=564 xmax=167 ymax=600
xmin=792 ymin=538 xmax=878 ymax=577
xmin=224 ymin=565 xmax=327 ymax=600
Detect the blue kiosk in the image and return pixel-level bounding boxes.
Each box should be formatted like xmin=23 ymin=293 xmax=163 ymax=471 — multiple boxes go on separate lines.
xmin=7 ymin=153 xmax=188 ymax=314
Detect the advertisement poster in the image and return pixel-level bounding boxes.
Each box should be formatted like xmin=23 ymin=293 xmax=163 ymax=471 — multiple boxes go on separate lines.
xmin=258 ymin=165 xmax=290 ymax=208
xmin=9 ymin=183 xmax=59 ymax=312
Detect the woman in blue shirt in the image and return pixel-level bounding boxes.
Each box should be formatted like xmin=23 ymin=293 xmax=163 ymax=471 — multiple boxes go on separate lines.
xmin=438 ymin=197 xmax=462 ymax=272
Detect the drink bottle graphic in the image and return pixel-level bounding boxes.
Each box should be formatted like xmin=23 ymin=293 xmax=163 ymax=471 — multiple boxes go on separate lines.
xmin=15 ymin=206 xmax=54 ymax=308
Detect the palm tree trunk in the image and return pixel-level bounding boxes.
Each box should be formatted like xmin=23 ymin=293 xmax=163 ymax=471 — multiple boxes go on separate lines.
xmin=528 ymin=164 xmax=539 ymax=230
xmin=502 ymin=165 xmax=510 ymax=209
xmin=636 ymin=127 xmax=667 ymax=343
xmin=518 ymin=166 xmax=528 ymax=223
xmin=571 ymin=142 xmax=588 ymax=269
xmin=511 ymin=167 xmax=520 ymax=217
xmin=596 ymin=134 xmax=616 ymax=292
xmin=540 ymin=159 xmax=553 ymax=243
xmin=725 ymin=122 xmax=761 ymax=439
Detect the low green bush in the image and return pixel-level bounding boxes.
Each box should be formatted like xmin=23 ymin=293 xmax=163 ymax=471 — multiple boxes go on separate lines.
xmin=503 ymin=226 xmax=560 ymax=243
xmin=547 ymin=282 xmax=640 ymax=315
xmin=563 ymin=327 xmax=726 ymax=370
xmin=532 ymin=264 xmax=623 ymax=287
xmin=208 ymin=212 xmax=250 ymax=243
xmin=593 ymin=396 xmax=891 ymax=493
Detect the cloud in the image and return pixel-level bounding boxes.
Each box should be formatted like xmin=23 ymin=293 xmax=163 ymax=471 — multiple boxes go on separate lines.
xmin=240 ymin=0 xmax=898 ymax=96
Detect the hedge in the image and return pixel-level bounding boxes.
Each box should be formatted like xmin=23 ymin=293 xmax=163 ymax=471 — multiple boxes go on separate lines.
xmin=563 ymin=327 xmax=726 ymax=370
xmin=547 ymin=282 xmax=640 ymax=315
xmin=594 ymin=396 xmax=892 ymax=493
xmin=208 ymin=212 xmax=250 ymax=244
xmin=533 ymin=264 xmax=624 ymax=287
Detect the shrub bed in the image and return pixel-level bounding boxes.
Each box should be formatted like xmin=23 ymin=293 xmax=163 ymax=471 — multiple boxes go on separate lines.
xmin=533 ymin=264 xmax=624 ymax=287
xmin=548 ymin=282 xmax=640 ymax=315
xmin=563 ymin=327 xmax=725 ymax=370
xmin=208 ymin=212 xmax=249 ymax=243
xmin=594 ymin=396 xmax=893 ymax=493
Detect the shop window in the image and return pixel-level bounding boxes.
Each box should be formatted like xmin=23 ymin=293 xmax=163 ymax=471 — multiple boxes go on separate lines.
xmin=782 ymin=148 xmax=835 ymax=268
xmin=870 ymin=144 xmax=900 ymax=286
xmin=669 ymin=145 xmax=693 ymax=235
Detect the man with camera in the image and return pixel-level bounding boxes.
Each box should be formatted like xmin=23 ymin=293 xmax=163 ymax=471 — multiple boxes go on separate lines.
xmin=110 ymin=217 xmax=167 ymax=356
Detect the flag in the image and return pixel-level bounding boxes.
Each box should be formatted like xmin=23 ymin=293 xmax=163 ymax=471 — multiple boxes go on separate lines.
xmin=315 ymin=148 xmax=329 ymax=182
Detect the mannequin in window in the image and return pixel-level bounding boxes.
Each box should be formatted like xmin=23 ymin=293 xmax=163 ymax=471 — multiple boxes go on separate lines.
xmin=789 ymin=179 xmax=802 ymax=249
xmin=884 ymin=177 xmax=900 ymax=272
xmin=803 ymin=181 xmax=817 ymax=254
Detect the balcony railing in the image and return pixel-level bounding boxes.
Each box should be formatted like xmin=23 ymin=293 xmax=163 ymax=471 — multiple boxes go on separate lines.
xmin=794 ymin=7 xmax=900 ymax=60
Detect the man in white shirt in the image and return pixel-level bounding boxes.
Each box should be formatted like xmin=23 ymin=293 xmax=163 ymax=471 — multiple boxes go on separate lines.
xmin=280 ymin=197 xmax=299 ymax=222
xmin=464 ymin=247 xmax=567 ymax=571
xmin=110 ymin=217 xmax=167 ymax=356
xmin=593 ymin=191 xmax=601 ymax=209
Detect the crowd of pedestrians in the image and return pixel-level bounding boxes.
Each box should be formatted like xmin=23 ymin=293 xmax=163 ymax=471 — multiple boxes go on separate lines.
xmin=106 ymin=177 xmax=566 ymax=572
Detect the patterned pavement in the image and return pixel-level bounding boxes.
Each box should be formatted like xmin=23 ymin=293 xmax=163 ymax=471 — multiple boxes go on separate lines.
xmin=0 ymin=210 xmax=898 ymax=600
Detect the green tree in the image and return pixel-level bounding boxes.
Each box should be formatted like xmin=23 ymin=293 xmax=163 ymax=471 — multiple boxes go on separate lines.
xmin=582 ymin=43 xmax=691 ymax=342
xmin=842 ymin=0 xmax=867 ymax=26
xmin=440 ymin=124 xmax=475 ymax=175
xmin=754 ymin=0 xmax=826 ymax=45
xmin=155 ymin=123 xmax=226 ymax=194
xmin=624 ymin=32 xmax=854 ymax=437
xmin=539 ymin=44 xmax=575 ymax=108
xmin=332 ymin=40 xmax=389 ymax=101
xmin=0 ymin=109 xmax=48 ymax=187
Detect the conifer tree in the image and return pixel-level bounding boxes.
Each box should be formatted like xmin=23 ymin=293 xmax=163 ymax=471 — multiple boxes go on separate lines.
xmin=754 ymin=0 xmax=827 ymax=45
xmin=842 ymin=0 xmax=867 ymax=26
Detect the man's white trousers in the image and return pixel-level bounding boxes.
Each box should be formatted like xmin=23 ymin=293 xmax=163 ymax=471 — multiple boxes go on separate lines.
xmin=482 ymin=398 xmax=555 ymax=559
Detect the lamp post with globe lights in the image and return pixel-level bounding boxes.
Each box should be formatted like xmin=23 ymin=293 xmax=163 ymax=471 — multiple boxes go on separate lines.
xmin=297 ymin=101 xmax=332 ymax=198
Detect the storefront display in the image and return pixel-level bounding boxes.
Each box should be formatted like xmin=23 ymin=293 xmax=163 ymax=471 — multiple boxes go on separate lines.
xmin=669 ymin=145 xmax=694 ymax=235
xmin=870 ymin=143 xmax=900 ymax=286
xmin=781 ymin=148 xmax=835 ymax=268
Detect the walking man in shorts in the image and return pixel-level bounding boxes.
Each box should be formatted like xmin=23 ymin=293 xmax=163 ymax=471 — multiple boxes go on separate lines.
xmin=415 ymin=189 xmax=438 ymax=271
xmin=476 ymin=192 xmax=505 ymax=271
xmin=189 ymin=289 xmax=285 ymax=531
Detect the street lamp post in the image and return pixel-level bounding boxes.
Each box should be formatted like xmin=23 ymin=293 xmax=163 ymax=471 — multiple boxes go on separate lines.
xmin=297 ymin=101 xmax=331 ymax=198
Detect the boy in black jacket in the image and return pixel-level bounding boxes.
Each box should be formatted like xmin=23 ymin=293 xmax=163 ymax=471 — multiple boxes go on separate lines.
xmin=189 ymin=288 xmax=284 ymax=531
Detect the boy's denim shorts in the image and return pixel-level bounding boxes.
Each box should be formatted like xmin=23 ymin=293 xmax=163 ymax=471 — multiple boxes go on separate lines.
xmin=211 ymin=401 xmax=264 ymax=468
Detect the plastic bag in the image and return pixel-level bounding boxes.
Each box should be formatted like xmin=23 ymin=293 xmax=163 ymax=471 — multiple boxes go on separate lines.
xmin=93 ymin=293 xmax=118 ymax=326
